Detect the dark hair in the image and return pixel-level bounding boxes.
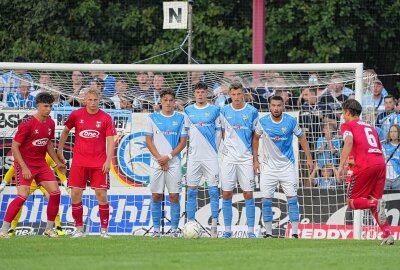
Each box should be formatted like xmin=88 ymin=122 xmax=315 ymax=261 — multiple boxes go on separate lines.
xmin=195 ymin=81 xmax=208 ymax=91
xmin=229 ymin=81 xmax=243 ymax=91
xmin=36 ymin=92 xmax=55 ymax=104
xmin=270 ymin=95 xmax=284 ymax=103
xmin=14 ymin=56 xmax=29 ymax=62
xmin=342 ymin=99 xmax=362 ymax=116
xmin=159 ymin=88 xmax=175 ymax=99
xmin=384 ymin=95 xmax=394 ymax=101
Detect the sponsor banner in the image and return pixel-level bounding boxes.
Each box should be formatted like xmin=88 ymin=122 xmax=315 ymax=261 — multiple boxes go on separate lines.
xmin=0 ymin=109 xmax=33 ymax=134
xmin=285 ymin=224 xmax=400 ymax=240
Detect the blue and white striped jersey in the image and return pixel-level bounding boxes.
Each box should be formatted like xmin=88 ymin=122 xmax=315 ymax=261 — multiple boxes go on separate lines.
xmin=255 ymin=113 xmax=303 ymax=169
xmin=185 ymin=103 xmax=221 ymax=161
xmin=144 ymin=111 xmax=187 ymax=160
xmin=220 ymin=103 xmax=259 ymax=164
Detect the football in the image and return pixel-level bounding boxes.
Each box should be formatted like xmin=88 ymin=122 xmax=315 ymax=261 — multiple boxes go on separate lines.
xmin=182 ymin=221 xmax=202 ymax=239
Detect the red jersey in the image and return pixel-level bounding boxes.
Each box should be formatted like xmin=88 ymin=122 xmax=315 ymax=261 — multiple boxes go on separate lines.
xmin=65 ymin=108 xmax=116 ymax=167
xmin=13 ymin=115 xmax=55 ymax=167
xmin=340 ymin=119 xmax=385 ymax=173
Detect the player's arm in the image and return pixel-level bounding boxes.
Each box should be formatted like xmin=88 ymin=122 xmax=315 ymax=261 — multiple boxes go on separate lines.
xmin=102 ymin=135 xmax=115 ymax=173
xmin=252 ymin=132 xmax=261 ymax=175
xmin=170 ymin=136 xmax=187 ymax=159
xmin=11 ymin=139 xmax=31 ymax=179
xmin=338 ymin=135 xmax=353 ymax=177
xmin=47 ymin=140 xmax=66 ymax=175
xmin=298 ymin=134 xmax=314 ymax=172
xmin=145 ymin=135 xmax=163 ymax=161
xmin=57 ymin=126 xmax=71 ymax=164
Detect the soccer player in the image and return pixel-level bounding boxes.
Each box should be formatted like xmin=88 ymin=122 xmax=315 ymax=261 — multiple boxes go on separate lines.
xmin=252 ymin=95 xmax=313 ymax=239
xmin=57 ymin=88 xmax=116 ymax=238
xmin=184 ymin=82 xmax=221 ymax=238
xmin=145 ymin=88 xmax=187 ymax=238
xmin=0 ymin=92 xmax=66 ymax=238
xmin=220 ymin=81 xmax=259 ymax=239
xmin=337 ymin=99 xmax=394 ymax=245
xmin=0 ymin=153 xmax=68 ymax=236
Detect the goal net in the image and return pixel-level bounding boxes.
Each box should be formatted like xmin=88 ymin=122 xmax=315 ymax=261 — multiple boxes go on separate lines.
xmin=1 ymin=62 xmax=388 ymax=239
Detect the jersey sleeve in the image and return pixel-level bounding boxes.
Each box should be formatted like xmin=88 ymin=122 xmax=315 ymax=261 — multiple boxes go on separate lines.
xmin=220 ymin=112 xmax=226 ymax=131
xmin=293 ymin=119 xmax=303 ymax=137
xmin=105 ymin=115 xmax=117 ymax=137
xmin=50 ymin=118 xmax=56 ymax=140
xmin=340 ymin=122 xmax=353 ymax=140
xmin=251 ymin=109 xmax=259 ymax=131
xmin=254 ymin=119 xmax=263 ymax=136
xmin=144 ymin=115 xmax=153 ymax=136
xmin=180 ymin=116 xmax=188 ymax=137
xmin=64 ymin=110 xmax=77 ymax=130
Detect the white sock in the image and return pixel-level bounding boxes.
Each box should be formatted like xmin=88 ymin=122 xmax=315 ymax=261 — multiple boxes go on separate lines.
xmin=264 ymin=221 xmax=272 ymax=235
xmin=211 ymin=218 xmax=217 ymax=227
xmin=291 ymin=222 xmax=299 ymax=234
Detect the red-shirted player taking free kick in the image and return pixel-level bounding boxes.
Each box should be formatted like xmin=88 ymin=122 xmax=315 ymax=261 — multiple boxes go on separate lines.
xmin=338 ymin=99 xmax=394 ymax=245
xmin=0 ymin=92 xmax=66 ymax=238
xmin=57 ymin=88 xmax=116 ymax=238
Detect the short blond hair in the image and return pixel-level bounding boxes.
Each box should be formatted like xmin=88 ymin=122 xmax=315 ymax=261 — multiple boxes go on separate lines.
xmin=84 ymin=88 xmax=100 ymax=97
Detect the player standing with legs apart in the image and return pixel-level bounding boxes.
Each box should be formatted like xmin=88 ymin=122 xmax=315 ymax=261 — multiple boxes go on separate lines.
xmin=252 ymin=96 xmax=313 ymax=239
xmin=145 ymin=88 xmax=187 ymax=238
xmin=184 ymin=82 xmax=221 ymax=238
xmin=337 ymin=99 xmax=394 ymax=245
xmin=220 ymin=81 xmax=259 ymax=239
xmin=0 ymin=92 xmax=66 ymax=238
xmin=57 ymin=88 xmax=116 ymax=238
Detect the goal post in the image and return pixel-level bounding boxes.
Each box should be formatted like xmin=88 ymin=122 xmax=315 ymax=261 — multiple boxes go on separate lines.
xmin=0 ymin=62 xmax=375 ymax=239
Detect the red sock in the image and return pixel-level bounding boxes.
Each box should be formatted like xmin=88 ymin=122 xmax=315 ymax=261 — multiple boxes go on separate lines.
xmin=99 ymin=203 xmax=109 ymax=229
xmin=372 ymin=209 xmax=391 ymax=237
xmin=349 ymin=198 xmax=377 ymax=210
xmin=47 ymin=190 xmax=61 ymax=222
xmin=4 ymin=195 xmax=27 ymax=223
xmin=72 ymin=202 xmax=84 ymax=227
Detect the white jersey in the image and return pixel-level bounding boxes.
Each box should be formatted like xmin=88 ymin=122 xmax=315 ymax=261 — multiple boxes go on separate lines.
xmin=220 ymin=103 xmax=259 ymax=164
xmin=144 ymin=111 xmax=187 ymax=165
xmin=255 ymin=113 xmax=303 ymax=170
xmin=185 ymin=103 xmax=221 ymax=161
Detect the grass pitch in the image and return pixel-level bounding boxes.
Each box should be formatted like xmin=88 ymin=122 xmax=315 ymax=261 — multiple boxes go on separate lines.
xmin=1 ymin=236 xmax=399 ymax=270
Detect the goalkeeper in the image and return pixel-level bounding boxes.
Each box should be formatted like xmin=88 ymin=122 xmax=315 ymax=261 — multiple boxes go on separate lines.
xmin=0 ymin=153 xmax=68 ymax=236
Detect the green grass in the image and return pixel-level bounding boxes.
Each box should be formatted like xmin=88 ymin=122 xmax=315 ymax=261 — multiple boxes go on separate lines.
xmin=1 ymin=236 xmax=399 ymax=270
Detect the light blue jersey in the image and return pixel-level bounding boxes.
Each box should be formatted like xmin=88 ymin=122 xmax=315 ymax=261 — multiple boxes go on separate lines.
xmin=220 ymin=103 xmax=259 ymax=163
xmin=185 ymin=103 xmax=221 ymax=161
xmin=383 ymin=143 xmax=400 ymax=179
xmin=144 ymin=111 xmax=187 ymax=161
xmin=255 ymin=113 xmax=303 ymax=169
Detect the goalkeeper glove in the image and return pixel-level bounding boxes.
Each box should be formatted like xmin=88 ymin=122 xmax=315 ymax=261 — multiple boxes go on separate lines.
xmin=0 ymin=181 xmax=7 ymax=193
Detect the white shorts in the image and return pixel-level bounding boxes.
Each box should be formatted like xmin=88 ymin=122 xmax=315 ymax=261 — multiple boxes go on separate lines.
xmin=260 ymin=163 xmax=298 ymax=198
xmin=220 ymin=159 xmax=255 ymax=192
xmin=186 ymin=159 xmax=219 ymax=187
xmin=150 ymin=159 xmax=182 ymax=194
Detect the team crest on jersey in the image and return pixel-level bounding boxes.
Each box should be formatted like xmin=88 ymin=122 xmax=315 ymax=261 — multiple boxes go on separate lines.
xmin=205 ymin=112 xmax=210 ymax=118
xmin=79 ymin=119 xmax=84 ymax=124
xmin=172 ymin=121 xmax=178 ymax=126
xmin=281 ymin=127 xmax=287 ymax=134
xmin=242 ymin=115 xmax=249 ymax=121
xmin=34 ymin=129 xmax=39 ymax=134
xmin=96 ymin=121 xmax=102 ymax=128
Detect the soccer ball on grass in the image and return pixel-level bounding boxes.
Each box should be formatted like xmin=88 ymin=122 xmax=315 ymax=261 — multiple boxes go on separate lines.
xmin=182 ymin=221 xmax=202 ymax=239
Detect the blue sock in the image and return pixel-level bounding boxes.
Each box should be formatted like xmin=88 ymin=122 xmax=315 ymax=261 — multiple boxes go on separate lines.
xmin=288 ymin=197 xmax=300 ymax=222
xmin=262 ymin=199 xmax=273 ymax=222
xmin=222 ymin=199 xmax=232 ymax=229
xmin=245 ymin=198 xmax=255 ymax=228
xmin=186 ymin=188 xmax=198 ymax=221
xmin=151 ymin=200 xmax=162 ymax=231
xmin=170 ymin=201 xmax=181 ymax=230
xmin=208 ymin=186 xmax=219 ymax=220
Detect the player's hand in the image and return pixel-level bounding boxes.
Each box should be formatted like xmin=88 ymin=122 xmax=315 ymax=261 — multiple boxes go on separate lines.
xmin=161 ymin=164 xmax=169 ymax=171
xmin=337 ymin=166 xmax=344 ymax=179
xmin=307 ymin=159 xmax=314 ymax=172
xmin=253 ymin=160 xmax=260 ymax=175
xmin=22 ymin=166 xmax=32 ymax=180
xmin=157 ymin=156 xmax=170 ymax=166
xmin=57 ymin=151 xmax=65 ymax=165
xmin=56 ymin=163 xmax=67 ymax=176
xmin=102 ymin=161 xmax=111 ymax=174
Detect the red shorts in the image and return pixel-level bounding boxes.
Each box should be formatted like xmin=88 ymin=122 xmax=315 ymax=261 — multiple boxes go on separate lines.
xmin=15 ymin=162 xmax=56 ymax=187
xmin=347 ymin=163 xmax=386 ymax=200
xmin=69 ymin=166 xmax=109 ymax=189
